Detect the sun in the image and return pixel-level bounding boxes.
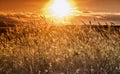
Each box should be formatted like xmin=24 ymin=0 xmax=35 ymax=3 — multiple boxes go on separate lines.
xmin=48 ymin=0 xmax=74 ymax=18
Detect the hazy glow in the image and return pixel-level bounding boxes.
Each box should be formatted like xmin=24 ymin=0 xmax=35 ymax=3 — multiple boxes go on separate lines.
xmin=49 ymin=0 xmax=74 ymax=18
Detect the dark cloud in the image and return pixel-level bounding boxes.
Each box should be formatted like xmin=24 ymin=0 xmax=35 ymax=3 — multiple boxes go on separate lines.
xmin=96 ymin=14 xmax=120 ymax=25
xmin=99 ymin=14 xmax=120 ymax=21
xmin=71 ymin=11 xmax=120 ymax=25
xmin=0 ymin=13 xmax=32 ymax=24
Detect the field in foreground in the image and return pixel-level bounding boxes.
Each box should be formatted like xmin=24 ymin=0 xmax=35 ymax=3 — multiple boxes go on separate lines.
xmin=0 ymin=22 xmax=120 ymax=74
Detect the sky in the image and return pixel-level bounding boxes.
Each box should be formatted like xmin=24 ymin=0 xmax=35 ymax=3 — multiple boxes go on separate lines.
xmin=0 ymin=0 xmax=120 ymax=25
xmin=0 ymin=0 xmax=120 ymax=12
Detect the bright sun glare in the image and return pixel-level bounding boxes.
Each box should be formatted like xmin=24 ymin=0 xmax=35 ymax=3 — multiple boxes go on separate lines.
xmin=49 ymin=0 xmax=74 ymax=18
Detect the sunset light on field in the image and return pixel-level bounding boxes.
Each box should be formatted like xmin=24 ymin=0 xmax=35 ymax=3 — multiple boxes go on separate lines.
xmin=0 ymin=0 xmax=120 ymax=74
xmin=48 ymin=0 xmax=74 ymax=18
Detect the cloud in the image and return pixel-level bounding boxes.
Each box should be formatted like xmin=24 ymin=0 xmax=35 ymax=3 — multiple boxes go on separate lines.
xmin=0 ymin=12 xmax=34 ymax=25
xmin=91 ymin=13 xmax=120 ymax=24
xmin=98 ymin=14 xmax=120 ymax=21
xmin=0 ymin=12 xmax=120 ymax=25
xmin=71 ymin=11 xmax=120 ymax=25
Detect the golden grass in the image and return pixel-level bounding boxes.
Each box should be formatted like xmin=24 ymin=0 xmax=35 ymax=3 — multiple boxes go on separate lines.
xmin=0 ymin=20 xmax=120 ymax=74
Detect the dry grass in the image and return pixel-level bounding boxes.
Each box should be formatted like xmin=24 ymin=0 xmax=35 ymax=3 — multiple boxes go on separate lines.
xmin=0 ymin=20 xmax=120 ymax=74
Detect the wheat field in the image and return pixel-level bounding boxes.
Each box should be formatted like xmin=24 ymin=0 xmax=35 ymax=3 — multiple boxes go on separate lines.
xmin=0 ymin=19 xmax=120 ymax=74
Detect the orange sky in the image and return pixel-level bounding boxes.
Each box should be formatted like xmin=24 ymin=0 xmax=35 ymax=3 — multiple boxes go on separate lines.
xmin=0 ymin=0 xmax=120 ymax=12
